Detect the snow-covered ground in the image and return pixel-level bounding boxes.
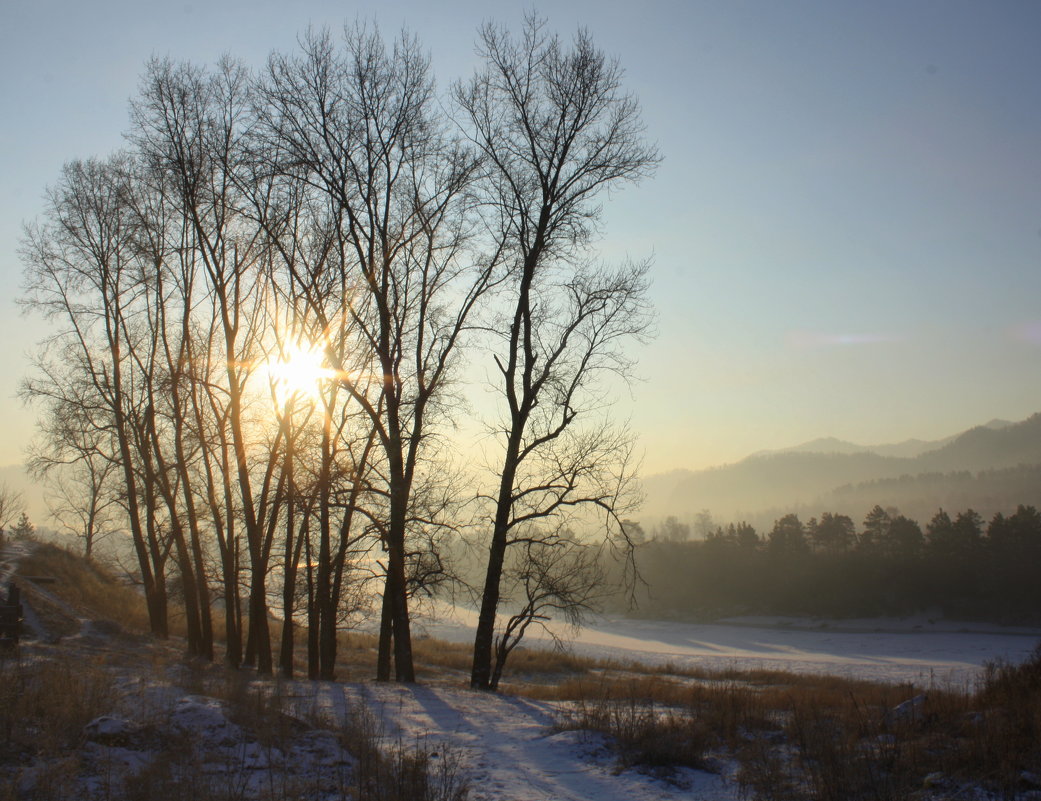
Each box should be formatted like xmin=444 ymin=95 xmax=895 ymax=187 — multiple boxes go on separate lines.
xmin=416 ymin=604 xmax=1041 ymax=687
xmin=8 ymin=528 xmax=1040 ymax=801
xmin=307 ymin=681 xmax=739 ymax=801
xmin=287 ymin=608 xmax=1033 ymax=800
xmin=303 ymin=608 xmax=1041 ymax=801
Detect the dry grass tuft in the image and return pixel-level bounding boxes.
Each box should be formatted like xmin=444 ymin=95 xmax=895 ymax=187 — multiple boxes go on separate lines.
xmin=324 ymin=703 xmax=470 ymax=801
xmin=0 ymin=651 xmax=117 ymax=766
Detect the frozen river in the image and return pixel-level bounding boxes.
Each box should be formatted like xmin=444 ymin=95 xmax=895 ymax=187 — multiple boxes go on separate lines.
xmin=418 ymin=605 xmax=1041 ymax=686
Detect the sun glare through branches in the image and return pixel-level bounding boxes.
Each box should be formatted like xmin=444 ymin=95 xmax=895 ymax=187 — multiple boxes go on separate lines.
xmin=264 ymin=341 xmax=338 ymax=407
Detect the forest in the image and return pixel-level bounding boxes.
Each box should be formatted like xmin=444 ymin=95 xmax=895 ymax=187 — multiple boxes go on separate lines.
xmin=626 ymin=503 xmax=1041 ymax=624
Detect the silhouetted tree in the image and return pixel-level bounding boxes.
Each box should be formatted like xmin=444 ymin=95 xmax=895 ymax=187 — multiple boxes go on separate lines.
xmin=660 ymin=515 xmax=691 ymax=542
xmin=886 ymin=514 xmax=924 ymax=559
xmin=732 ymin=521 xmax=760 ymax=549
xmin=809 ymin=512 xmax=855 ymax=554
xmin=489 ymin=533 xmax=606 ymax=690
xmin=928 ymin=508 xmax=983 ymax=561
xmin=22 ymin=156 xmax=174 ymax=639
xmin=0 ymin=484 xmax=25 ymax=544
xmin=859 ymin=505 xmax=890 ymax=553
xmin=457 ymin=15 xmax=658 ymax=690
xmin=257 ymin=25 xmax=493 ymax=682
xmin=768 ymin=513 xmax=808 ymax=555
xmin=693 ymin=509 xmax=716 ymax=540
xmin=11 ymin=513 xmax=35 ymax=540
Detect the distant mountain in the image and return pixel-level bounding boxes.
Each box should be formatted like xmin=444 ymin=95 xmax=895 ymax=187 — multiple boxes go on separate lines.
xmin=749 ymin=419 xmax=1016 ymax=462
xmin=756 ymin=434 xmax=951 ymax=460
xmin=916 ymin=414 xmax=1041 ymax=471
xmin=642 ymin=413 xmax=1041 ymax=526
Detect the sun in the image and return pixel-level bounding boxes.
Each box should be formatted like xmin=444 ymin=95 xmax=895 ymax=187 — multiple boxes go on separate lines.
xmin=265 ymin=342 xmax=336 ymax=406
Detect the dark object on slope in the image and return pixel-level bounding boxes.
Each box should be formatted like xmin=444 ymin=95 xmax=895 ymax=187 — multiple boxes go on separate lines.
xmin=0 ymin=583 xmax=23 ymax=646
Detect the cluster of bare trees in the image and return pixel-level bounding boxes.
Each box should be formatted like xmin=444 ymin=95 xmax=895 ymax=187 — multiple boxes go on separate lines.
xmin=20 ymin=17 xmax=657 ymax=689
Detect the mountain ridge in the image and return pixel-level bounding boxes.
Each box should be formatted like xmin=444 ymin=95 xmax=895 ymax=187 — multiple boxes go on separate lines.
xmin=642 ymin=413 xmax=1041 ymax=526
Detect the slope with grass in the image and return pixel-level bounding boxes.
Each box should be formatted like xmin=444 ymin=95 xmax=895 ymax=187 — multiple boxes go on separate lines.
xmin=4 ymin=540 xmax=1041 ymax=801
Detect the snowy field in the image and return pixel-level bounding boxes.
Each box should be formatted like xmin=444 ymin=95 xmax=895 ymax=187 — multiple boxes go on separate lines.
xmin=303 ymin=609 xmax=1041 ymax=801
xmin=416 ymin=604 xmax=1041 ymax=687
xmin=309 ymin=612 xmax=1041 ymax=801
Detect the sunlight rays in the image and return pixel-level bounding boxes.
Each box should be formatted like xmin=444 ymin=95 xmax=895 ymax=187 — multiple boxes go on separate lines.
xmin=264 ymin=341 xmax=339 ymax=407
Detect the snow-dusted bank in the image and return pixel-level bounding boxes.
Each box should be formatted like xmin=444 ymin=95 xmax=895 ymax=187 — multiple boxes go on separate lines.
xmin=418 ymin=605 xmax=1041 ymax=686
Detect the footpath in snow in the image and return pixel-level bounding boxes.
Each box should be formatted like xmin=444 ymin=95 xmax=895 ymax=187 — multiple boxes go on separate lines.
xmin=309 ymin=681 xmax=739 ymax=801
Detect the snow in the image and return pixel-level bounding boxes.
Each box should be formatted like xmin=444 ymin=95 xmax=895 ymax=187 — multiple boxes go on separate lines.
xmin=417 ymin=605 xmax=1041 ymax=686
xmin=68 ymin=688 xmax=357 ymax=800
xmin=12 ymin=611 xmax=1041 ymax=801
xmin=289 ymin=609 xmax=1039 ymax=801
xmin=306 ymin=681 xmax=739 ymax=801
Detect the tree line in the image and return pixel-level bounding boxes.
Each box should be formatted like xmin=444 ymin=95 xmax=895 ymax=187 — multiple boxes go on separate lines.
xmin=19 ymin=17 xmax=657 ymax=690
xmin=625 ymin=504 xmax=1041 ymax=623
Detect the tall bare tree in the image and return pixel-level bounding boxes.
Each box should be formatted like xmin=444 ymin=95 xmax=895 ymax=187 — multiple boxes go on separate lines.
xmin=256 ymin=25 xmax=494 ymax=682
xmin=19 ymin=16 xmax=658 ymax=686
xmin=22 ymin=155 xmax=176 ymax=637
xmin=455 ymin=17 xmax=659 ymax=690
xmin=132 ymin=58 xmax=287 ymax=671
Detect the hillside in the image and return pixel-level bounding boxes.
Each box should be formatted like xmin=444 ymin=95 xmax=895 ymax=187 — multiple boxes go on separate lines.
xmin=643 ymin=413 xmax=1041 ymax=525
xmin=5 ymin=540 xmax=1041 ymax=800
xmin=3 ymin=540 xmax=735 ymax=801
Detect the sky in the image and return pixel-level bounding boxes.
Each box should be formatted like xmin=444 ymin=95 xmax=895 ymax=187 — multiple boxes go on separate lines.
xmin=1 ymin=0 xmax=1040 ymax=477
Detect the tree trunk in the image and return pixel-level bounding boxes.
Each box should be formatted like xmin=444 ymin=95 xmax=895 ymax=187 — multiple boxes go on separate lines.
xmin=376 ymin=585 xmax=394 ymax=682
xmin=471 ymin=434 xmax=523 ymax=690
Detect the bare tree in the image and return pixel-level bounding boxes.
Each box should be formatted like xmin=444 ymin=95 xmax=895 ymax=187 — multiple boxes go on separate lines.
xmin=18 ymin=16 xmax=657 ymax=688
xmin=455 ymin=16 xmax=659 ymax=690
xmin=132 ymin=57 xmax=287 ymax=671
xmin=37 ymin=455 xmax=119 ymax=560
xmin=0 ymin=483 xmax=24 ymax=544
xmin=21 ymin=155 xmax=174 ymax=637
xmin=489 ymin=532 xmax=606 ymax=691
xmin=255 ymin=24 xmax=494 ymax=682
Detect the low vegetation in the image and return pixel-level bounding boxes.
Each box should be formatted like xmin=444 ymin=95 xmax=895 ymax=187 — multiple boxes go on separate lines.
xmin=549 ymin=652 xmax=1041 ymax=799
xmin=4 ymin=540 xmax=1041 ymax=800
xmin=1 ymin=543 xmax=470 ymax=800
xmin=16 ymin=543 xmax=151 ymax=631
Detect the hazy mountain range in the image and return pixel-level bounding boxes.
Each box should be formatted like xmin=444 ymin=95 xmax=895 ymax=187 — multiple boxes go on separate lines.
xmin=5 ymin=414 xmax=1040 ymax=535
xmin=642 ymin=414 xmax=1041 ymax=529
xmin=749 ymin=417 xmax=1013 ymax=460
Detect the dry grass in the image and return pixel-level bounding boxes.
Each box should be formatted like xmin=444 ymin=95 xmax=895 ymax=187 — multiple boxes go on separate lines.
xmin=320 ymin=702 xmax=470 ymax=801
xmin=0 ymin=642 xmax=469 ymax=801
xmin=17 ymin=542 xmax=152 ymax=633
xmin=0 ymin=651 xmax=117 ymax=763
xmin=9 ymin=541 xmax=1041 ymax=799
xmin=174 ymin=663 xmax=471 ymax=801
xmin=546 ymin=651 xmax=1041 ymax=799
xmin=3 ymin=544 xmax=470 ymax=801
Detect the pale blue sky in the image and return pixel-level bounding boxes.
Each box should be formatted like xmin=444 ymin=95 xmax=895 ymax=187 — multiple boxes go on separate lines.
xmin=2 ymin=0 xmax=1039 ymax=474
